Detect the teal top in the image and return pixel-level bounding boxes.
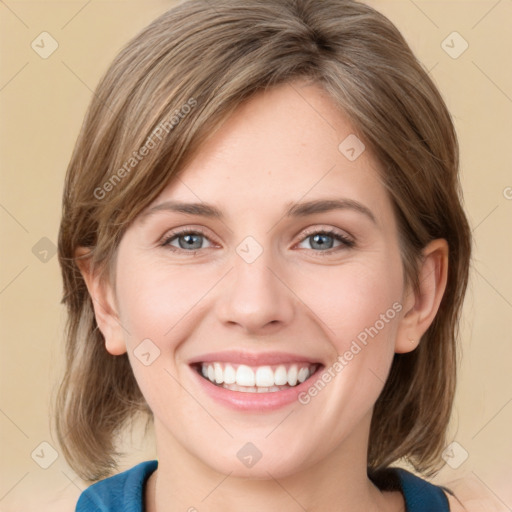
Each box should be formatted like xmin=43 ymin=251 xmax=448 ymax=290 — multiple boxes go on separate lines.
xmin=76 ymin=460 xmax=451 ymax=511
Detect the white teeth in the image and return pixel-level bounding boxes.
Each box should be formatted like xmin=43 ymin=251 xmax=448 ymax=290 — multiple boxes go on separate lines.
xmin=214 ymin=363 xmax=223 ymax=384
xmin=223 ymin=364 xmax=236 ymax=384
xmin=255 ymin=366 xmax=274 ymax=387
xmin=221 ymin=383 xmax=283 ymax=393
xmin=297 ymin=367 xmax=309 ymax=383
xmin=199 ymin=362 xmax=317 ymax=391
xmin=236 ymin=365 xmax=255 ymax=386
xmin=287 ymin=365 xmax=298 ymax=386
xmin=274 ymin=365 xmax=288 ymax=386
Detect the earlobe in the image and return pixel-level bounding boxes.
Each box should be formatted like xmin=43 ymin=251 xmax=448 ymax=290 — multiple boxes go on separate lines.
xmin=395 ymin=239 xmax=449 ymax=354
xmin=74 ymin=247 xmax=127 ymax=356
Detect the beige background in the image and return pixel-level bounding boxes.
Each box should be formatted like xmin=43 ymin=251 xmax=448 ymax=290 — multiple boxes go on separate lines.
xmin=0 ymin=1 xmax=511 ymax=510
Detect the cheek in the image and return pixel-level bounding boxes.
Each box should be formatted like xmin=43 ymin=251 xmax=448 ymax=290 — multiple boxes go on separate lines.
xmin=114 ymin=260 xmax=215 ymax=416
xmin=116 ymin=259 xmax=214 ymax=346
xmin=303 ymin=257 xmax=404 ymax=345
xmin=299 ymin=255 xmax=403 ymax=403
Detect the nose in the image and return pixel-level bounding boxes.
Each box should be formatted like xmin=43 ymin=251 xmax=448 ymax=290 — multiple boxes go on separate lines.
xmin=216 ymin=244 xmax=295 ymax=335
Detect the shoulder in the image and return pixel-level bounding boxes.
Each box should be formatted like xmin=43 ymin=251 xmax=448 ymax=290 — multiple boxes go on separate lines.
xmin=371 ymin=467 xmax=452 ymax=510
xmin=441 ymin=474 xmax=508 ymax=512
xmin=443 ymin=487 xmax=500 ymax=512
xmin=76 ymin=460 xmax=158 ymax=512
xmin=444 ymin=491 xmax=469 ymax=511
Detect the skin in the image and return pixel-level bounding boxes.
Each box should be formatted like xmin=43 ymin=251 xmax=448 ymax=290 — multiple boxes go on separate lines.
xmin=78 ymin=79 xmax=449 ymax=512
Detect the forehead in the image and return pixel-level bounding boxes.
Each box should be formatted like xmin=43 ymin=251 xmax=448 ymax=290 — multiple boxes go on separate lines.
xmin=142 ymin=81 xmax=390 ymax=222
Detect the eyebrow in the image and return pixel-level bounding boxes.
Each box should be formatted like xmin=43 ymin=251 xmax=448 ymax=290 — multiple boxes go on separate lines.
xmin=141 ymin=198 xmax=377 ymax=224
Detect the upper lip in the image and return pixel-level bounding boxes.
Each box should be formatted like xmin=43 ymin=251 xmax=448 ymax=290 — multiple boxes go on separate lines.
xmin=188 ymin=351 xmax=322 ymax=367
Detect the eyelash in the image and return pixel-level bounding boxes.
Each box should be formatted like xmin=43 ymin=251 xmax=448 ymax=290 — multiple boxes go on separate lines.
xmin=160 ymin=227 xmax=355 ymax=256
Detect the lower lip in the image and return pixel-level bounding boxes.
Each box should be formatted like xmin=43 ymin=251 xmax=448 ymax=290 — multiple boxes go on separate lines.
xmin=190 ymin=365 xmax=323 ymax=411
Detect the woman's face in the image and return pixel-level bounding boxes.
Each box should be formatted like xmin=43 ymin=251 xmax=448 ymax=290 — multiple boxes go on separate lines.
xmin=106 ymin=80 xmax=415 ymax=478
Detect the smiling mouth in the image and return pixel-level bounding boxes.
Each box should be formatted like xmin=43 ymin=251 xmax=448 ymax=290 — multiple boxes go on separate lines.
xmin=192 ymin=362 xmax=322 ymax=393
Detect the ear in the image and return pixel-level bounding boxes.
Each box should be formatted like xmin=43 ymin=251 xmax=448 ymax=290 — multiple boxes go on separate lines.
xmin=74 ymin=247 xmax=127 ymax=356
xmin=395 ymin=239 xmax=449 ymax=353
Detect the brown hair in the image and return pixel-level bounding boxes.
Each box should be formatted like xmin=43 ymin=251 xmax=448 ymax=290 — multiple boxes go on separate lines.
xmin=55 ymin=0 xmax=471 ymax=482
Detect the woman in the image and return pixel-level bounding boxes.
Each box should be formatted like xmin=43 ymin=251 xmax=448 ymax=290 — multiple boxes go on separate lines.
xmin=56 ymin=0 xmax=472 ymax=510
